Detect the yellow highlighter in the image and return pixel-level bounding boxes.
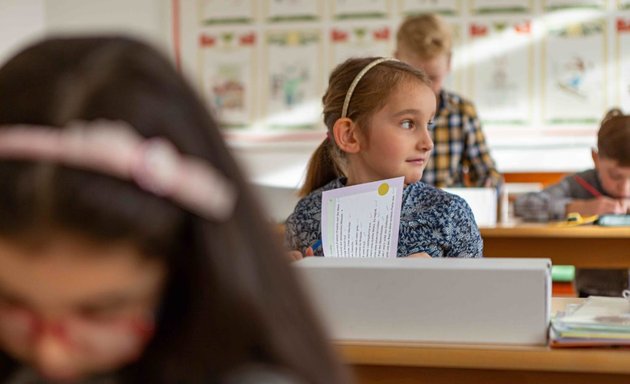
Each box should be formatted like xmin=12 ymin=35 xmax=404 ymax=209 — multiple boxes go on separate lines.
xmin=556 ymin=212 xmax=599 ymax=227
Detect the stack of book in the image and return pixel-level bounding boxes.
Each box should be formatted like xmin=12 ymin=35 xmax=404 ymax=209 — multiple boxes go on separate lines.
xmin=550 ymin=296 xmax=630 ymax=347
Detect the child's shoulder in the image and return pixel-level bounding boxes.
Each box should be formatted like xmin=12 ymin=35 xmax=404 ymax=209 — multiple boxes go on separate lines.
xmin=402 ymin=183 xmax=476 ymax=230
xmin=441 ymin=90 xmax=477 ymax=115
xmin=406 ymin=182 xmax=469 ymax=209
xmin=570 ymin=168 xmax=598 ymax=180
xmin=299 ymin=178 xmax=345 ymax=203
xmin=562 ymin=168 xmax=601 ymax=191
xmin=290 ymin=178 xmax=345 ymax=217
xmin=554 ymin=168 xmax=598 ymax=187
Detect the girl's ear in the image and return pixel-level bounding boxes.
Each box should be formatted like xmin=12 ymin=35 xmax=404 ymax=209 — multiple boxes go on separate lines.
xmin=333 ymin=117 xmax=362 ymax=154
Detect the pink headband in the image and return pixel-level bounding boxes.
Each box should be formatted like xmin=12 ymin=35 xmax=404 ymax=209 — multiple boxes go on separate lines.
xmin=0 ymin=120 xmax=236 ymax=221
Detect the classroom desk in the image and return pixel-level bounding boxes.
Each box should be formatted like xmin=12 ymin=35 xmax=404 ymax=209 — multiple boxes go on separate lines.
xmin=480 ymin=223 xmax=630 ymax=268
xmin=337 ymin=298 xmax=630 ymax=384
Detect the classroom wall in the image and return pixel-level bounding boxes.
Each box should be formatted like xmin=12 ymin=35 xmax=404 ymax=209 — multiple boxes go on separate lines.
xmin=0 ymin=0 xmax=172 ymax=65
xmin=44 ymin=0 xmax=171 ymax=49
xmin=0 ymin=0 xmax=45 ymax=66
xmin=0 ymin=0 xmax=610 ymax=195
xmin=179 ymin=0 xmax=623 ymax=185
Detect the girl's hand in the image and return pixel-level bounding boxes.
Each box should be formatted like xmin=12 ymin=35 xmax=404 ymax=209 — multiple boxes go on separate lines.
xmin=286 ymin=247 xmax=315 ymax=262
xmin=408 ymin=252 xmax=431 ymax=258
xmin=287 ymin=250 xmax=304 ymax=261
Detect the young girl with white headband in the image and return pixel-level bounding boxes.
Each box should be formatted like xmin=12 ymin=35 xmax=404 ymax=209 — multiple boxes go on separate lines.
xmin=0 ymin=36 xmax=349 ymax=383
xmin=286 ymin=57 xmax=482 ymax=259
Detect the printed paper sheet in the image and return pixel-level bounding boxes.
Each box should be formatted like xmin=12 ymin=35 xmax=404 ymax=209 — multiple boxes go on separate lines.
xmin=321 ymin=177 xmax=404 ymax=258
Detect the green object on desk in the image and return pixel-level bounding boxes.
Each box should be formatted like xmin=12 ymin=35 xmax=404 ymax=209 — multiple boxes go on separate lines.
xmin=552 ymin=265 xmax=575 ymax=282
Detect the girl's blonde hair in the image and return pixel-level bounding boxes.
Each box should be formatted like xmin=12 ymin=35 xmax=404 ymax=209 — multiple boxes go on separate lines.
xmin=299 ymin=57 xmax=430 ymax=196
xmin=396 ymin=13 xmax=452 ymax=59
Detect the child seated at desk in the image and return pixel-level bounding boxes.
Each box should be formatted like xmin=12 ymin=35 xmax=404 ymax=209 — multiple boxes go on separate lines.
xmin=514 ymin=109 xmax=630 ymax=221
xmin=394 ymin=13 xmax=502 ymax=188
xmin=285 ymin=57 xmax=482 ymax=259
xmin=514 ymin=108 xmax=630 ymax=297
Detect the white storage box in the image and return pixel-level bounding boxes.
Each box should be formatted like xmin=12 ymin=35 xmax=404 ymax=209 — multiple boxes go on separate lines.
xmin=295 ymin=257 xmax=551 ymax=345
xmin=442 ymin=187 xmax=498 ymax=226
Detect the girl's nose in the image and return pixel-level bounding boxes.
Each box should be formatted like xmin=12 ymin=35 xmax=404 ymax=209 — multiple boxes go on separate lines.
xmin=418 ymin=127 xmax=434 ymax=152
xmin=33 ymin=331 xmax=79 ymax=381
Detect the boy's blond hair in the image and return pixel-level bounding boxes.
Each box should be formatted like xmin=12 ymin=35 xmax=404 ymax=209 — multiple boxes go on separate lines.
xmin=396 ymin=13 xmax=452 ymax=59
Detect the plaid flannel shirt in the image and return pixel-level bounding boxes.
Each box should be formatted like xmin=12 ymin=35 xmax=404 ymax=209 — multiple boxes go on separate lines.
xmin=421 ymin=90 xmax=502 ymax=188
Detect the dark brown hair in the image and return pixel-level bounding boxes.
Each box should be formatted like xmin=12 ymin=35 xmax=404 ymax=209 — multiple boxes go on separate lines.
xmin=299 ymin=57 xmax=430 ymax=196
xmin=598 ymin=108 xmax=630 ymax=166
xmin=0 ymin=36 xmax=349 ymax=384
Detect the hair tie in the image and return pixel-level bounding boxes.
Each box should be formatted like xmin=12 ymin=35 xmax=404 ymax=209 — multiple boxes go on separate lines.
xmin=341 ymin=58 xmax=398 ymax=119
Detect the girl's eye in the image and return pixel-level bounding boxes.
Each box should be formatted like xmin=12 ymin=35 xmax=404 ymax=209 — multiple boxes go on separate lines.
xmin=427 ymin=119 xmax=435 ymax=130
xmin=77 ymin=306 xmax=128 ymax=323
xmin=401 ymin=120 xmax=414 ymax=130
xmin=0 ymin=293 xmax=23 ymax=309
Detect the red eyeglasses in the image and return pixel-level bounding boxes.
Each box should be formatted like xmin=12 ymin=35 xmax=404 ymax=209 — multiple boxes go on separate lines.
xmin=0 ymin=301 xmax=155 ymax=362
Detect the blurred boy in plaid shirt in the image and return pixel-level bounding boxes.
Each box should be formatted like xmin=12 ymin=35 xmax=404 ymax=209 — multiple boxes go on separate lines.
xmin=395 ymin=14 xmax=502 ymax=188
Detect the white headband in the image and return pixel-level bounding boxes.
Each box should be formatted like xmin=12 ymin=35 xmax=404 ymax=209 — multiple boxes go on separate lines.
xmin=0 ymin=120 xmax=236 ymax=221
xmin=341 ymin=57 xmax=399 ymax=119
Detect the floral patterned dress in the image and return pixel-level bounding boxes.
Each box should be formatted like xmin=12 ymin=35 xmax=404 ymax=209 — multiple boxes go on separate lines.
xmin=286 ymin=178 xmax=483 ymax=258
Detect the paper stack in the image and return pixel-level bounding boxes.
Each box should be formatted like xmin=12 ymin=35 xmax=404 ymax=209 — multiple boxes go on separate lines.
xmin=551 ymin=296 xmax=630 ymax=347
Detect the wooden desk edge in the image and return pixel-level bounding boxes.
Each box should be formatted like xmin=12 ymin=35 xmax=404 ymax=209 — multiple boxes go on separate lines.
xmin=480 ymin=225 xmax=630 ymax=238
xmin=336 ymin=299 xmax=630 ymax=375
xmin=336 ymin=340 xmax=630 ymax=375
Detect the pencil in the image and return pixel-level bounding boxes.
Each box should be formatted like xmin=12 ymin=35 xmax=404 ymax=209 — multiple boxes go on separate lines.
xmin=573 ymin=175 xmax=602 ymax=198
xmin=311 ymin=239 xmax=322 ymax=251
